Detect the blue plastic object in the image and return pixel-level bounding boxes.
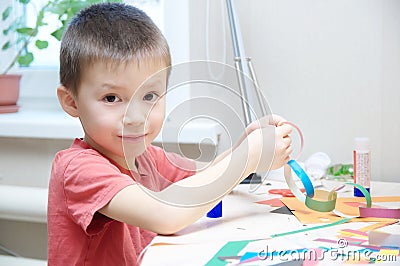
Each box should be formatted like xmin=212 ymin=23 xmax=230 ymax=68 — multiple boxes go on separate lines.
xmin=207 ymin=201 xmax=222 ymax=218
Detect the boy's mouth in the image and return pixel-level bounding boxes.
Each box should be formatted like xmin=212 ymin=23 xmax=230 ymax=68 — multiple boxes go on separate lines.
xmin=120 ymin=134 xmax=147 ymax=143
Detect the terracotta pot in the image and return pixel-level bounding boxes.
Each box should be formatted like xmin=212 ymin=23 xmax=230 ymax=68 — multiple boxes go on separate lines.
xmin=0 ymin=74 xmax=21 ymax=106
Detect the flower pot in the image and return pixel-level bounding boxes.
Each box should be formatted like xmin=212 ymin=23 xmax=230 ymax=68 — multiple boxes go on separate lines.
xmin=0 ymin=74 xmax=21 ymax=113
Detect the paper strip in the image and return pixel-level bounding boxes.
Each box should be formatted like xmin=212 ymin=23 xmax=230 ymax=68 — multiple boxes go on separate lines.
xmin=335 ymin=236 xmax=366 ymax=244
xmin=358 ymin=221 xmax=398 ymax=232
xmin=344 ymin=182 xmax=371 ymax=208
xmin=270 ymin=218 xmax=351 ymax=238
xmin=340 ymin=229 xmax=369 ymax=237
xmin=288 ymin=159 xmax=314 ymax=198
xmin=359 ymin=207 xmax=400 ymax=219
xmin=284 ymin=164 xmax=306 ymax=202
xmin=305 ymin=189 xmax=337 ymax=212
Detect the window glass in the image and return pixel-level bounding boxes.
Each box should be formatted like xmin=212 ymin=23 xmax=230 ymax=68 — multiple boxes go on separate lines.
xmin=26 ymin=0 xmax=164 ymax=68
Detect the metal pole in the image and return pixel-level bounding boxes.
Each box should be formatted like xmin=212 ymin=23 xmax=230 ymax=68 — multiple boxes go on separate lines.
xmin=225 ymin=0 xmax=252 ymax=126
xmin=225 ymin=0 xmax=264 ymax=184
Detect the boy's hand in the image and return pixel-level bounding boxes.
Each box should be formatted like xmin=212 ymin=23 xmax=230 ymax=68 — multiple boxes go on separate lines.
xmin=245 ymin=115 xmax=293 ymax=172
xmin=271 ymin=122 xmax=293 ymax=169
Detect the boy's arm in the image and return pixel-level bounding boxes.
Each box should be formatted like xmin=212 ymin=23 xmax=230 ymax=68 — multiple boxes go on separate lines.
xmin=99 ymin=121 xmax=291 ymax=235
xmin=198 ymin=115 xmax=289 ymax=170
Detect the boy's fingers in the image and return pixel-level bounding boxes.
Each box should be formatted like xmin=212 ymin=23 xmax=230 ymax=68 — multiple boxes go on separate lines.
xmin=276 ymin=123 xmax=292 ymax=135
xmin=284 ymin=136 xmax=292 ymax=147
xmin=272 ymin=114 xmax=289 ymax=126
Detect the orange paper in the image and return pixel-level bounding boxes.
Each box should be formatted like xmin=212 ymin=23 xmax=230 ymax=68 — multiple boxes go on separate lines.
xmin=280 ymin=196 xmax=400 ymax=224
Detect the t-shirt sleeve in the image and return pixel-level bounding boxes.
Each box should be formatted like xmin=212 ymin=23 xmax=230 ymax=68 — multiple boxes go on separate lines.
xmin=148 ymin=145 xmax=196 ymax=183
xmin=63 ymin=150 xmax=134 ymax=235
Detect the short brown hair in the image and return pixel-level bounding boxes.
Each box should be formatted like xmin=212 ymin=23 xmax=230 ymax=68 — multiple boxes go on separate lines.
xmin=59 ymin=2 xmax=171 ymax=95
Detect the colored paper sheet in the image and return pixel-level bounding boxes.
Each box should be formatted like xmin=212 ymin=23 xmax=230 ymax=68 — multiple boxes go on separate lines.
xmin=204 ymin=240 xmax=251 ymax=266
xmin=357 ymin=221 xmax=398 ymax=232
xmin=271 ymin=206 xmax=294 ymax=215
xmin=378 ymin=248 xmax=399 ymax=257
xmin=339 ymin=229 xmax=368 ymax=238
xmin=280 ymin=196 xmax=400 ymax=224
xmin=256 ymin=198 xmax=285 ymax=207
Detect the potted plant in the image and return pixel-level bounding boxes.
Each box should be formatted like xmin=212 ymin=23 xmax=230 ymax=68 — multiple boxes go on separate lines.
xmin=0 ymin=0 xmax=122 ymax=113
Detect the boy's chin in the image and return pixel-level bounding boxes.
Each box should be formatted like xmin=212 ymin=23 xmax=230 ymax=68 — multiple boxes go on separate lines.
xmin=122 ymin=145 xmax=147 ymax=158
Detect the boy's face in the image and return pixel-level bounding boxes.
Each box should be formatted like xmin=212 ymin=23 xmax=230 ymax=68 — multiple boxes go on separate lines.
xmin=75 ymin=60 xmax=168 ymax=169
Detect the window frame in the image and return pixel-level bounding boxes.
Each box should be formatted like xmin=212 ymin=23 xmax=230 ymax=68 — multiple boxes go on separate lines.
xmin=1 ymin=0 xmax=190 ymax=113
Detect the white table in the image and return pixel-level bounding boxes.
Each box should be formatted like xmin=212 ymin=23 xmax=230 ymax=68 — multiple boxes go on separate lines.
xmin=141 ymin=180 xmax=400 ymax=265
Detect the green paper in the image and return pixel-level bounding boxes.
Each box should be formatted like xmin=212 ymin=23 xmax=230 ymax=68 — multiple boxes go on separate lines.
xmin=205 ymin=240 xmax=251 ymax=266
xmin=344 ymin=182 xmax=371 ymax=207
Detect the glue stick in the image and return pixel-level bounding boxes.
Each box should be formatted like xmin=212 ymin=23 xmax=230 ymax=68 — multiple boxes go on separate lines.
xmin=353 ymin=137 xmax=371 ymax=197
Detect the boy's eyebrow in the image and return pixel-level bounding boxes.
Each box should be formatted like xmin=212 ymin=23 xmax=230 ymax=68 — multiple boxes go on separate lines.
xmin=138 ymin=79 xmax=165 ymax=91
xmin=99 ymin=82 xmax=123 ymax=90
xmin=97 ymin=79 xmax=165 ymax=93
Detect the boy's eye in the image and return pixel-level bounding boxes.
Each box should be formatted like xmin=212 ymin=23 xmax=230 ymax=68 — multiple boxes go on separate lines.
xmin=143 ymin=93 xmax=158 ymax=102
xmin=104 ymin=95 xmax=120 ymax=103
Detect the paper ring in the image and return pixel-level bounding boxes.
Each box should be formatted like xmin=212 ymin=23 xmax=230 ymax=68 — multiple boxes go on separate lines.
xmin=288 ymin=159 xmax=314 ymax=198
xmin=344 ymin=182 xmax=372 ymax=208
xmin=284 ymin=164 xmax=306 ymax=202
xmin=332 ymin=182 xmax=372 ymax=218
xmin=305 ymin=189 xmax=337 ymax=212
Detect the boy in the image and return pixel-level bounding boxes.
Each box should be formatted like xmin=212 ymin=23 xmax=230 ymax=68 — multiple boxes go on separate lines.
xmin=48 ymin=3 xmax=292 ymax=265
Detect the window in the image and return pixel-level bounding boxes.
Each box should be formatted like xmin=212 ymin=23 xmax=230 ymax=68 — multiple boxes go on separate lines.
xmin=1 ymin=0 xmax=190 ymax=113
xmin=26 ymin=0 xmax=164 ymax=68
xmin=0 ymin=0 xmax=165 ymax=110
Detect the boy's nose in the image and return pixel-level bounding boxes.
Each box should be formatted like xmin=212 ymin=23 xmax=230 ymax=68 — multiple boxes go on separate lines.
xmin=123 ymin=103 xmax=148 ymax=126
xmin=124 ymin=111 xmax=145 ymax=126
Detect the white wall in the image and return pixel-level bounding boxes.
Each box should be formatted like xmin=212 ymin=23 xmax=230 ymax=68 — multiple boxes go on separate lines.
xmin=188 ymin=0 xmax=400 ymax=182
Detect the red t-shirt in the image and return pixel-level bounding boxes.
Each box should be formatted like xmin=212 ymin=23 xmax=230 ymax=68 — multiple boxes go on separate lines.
xmin=47 ymin=138 xmax=195 ymax=265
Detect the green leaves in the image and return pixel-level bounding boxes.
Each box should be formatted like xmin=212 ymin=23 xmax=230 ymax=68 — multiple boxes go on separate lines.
xmin=35 ymin=40 xmax=48 ymax=49
xmin=51 ymin=28 xmax=64 ymax=41
xmin=16 ymin=27 xmax=37 ymax=36
xmin=2 ymin=6 xmax=12 ymax=21
xmin=1 ymin=0 xmax=126 ymax=73
xmin=17 ymin=52 xmax=34 ymax=67
xmin=1 ymin=41 xmax=11 ymax=51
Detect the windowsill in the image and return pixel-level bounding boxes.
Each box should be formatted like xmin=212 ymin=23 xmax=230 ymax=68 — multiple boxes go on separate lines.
xmin=0 ymin=101 xmax=223 ymax=145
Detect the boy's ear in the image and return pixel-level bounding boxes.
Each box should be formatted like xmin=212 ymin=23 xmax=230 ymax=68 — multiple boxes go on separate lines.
xmin=57 ymin=86 xmax=79 ymax=117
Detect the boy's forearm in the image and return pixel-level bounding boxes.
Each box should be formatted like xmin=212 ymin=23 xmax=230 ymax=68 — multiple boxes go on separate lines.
xmin=150 ymin=141 xmax=255 ymax=233
xmin=185 ymin=138 xmax=254 ymax=186
xmin=203 ymin=130 xmax=249 ymax=169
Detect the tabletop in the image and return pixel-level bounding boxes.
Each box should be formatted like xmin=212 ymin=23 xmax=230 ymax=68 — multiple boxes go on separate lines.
xmin=140 ymin=180 xmax=400 ymax=265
